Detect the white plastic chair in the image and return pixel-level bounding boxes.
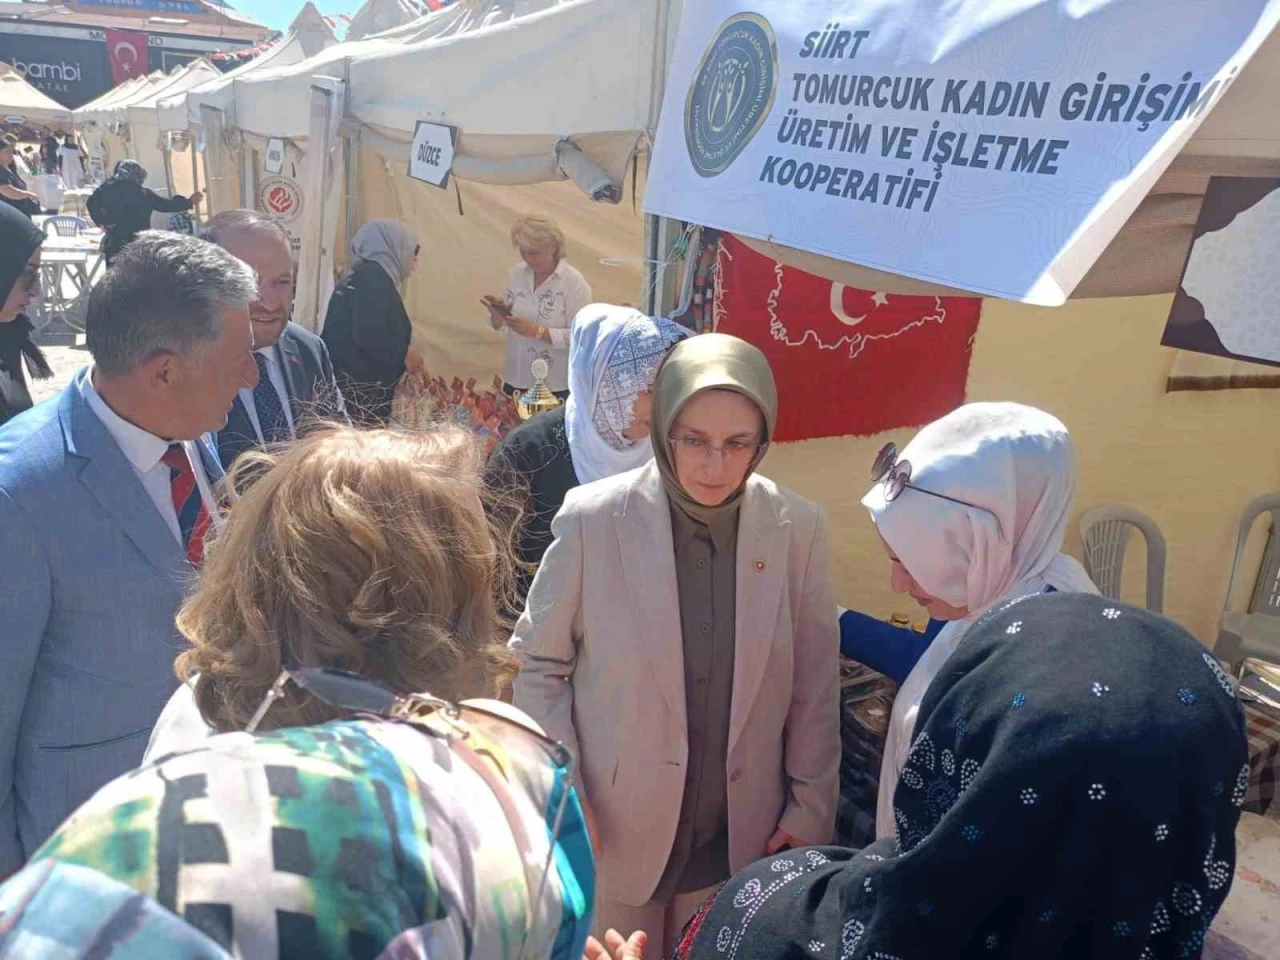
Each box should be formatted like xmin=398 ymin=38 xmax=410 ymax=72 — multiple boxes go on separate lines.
xmin=1216 ymin=494 xmax=1280 ymax=671
xmin=42 ymin=215 xmax=91 ymax=239
xmin=1079 ymin=505 xmax=1167 ymax=613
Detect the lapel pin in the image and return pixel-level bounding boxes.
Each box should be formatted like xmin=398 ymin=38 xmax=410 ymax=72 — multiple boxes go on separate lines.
xmin=755 ymin=559 xmax=766 ymax=571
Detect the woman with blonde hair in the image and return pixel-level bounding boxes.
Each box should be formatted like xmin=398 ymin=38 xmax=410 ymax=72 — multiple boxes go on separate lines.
xmin=144 ymin=424 xmax=520 ymax=756
xmin=482 ymin=214 xmax=592 ymax=400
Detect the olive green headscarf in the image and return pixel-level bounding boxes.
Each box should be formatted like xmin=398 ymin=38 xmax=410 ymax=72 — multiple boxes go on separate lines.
xmin=650 ymin=333 xmax=778 ymax=526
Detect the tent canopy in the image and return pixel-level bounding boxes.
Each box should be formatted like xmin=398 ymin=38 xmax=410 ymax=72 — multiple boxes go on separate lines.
xmin=0 ymin=63 xmax=73 ymax=129
xmin=346 ymin=0 xmax=423 ymax=41
xmin=199 ymin=0 xmax=1280 ymax=303
xmin=221 ymin=0 xmax=665 ymax=189
xmin=159 ymin=1 xmax=337 ymax=133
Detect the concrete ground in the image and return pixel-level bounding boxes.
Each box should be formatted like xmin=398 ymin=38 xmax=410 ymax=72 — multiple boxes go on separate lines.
xmin=30 ymin=341 xmax=91 ymax=405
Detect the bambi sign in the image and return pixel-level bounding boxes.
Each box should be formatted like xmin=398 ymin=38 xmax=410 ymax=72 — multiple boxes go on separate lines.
xmin=409 ymin=121 xmax=458 ymax=189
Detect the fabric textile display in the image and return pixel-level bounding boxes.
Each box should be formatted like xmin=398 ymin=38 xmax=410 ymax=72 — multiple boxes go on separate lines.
xmin=712 ymin=234 xmax=981 ymax=443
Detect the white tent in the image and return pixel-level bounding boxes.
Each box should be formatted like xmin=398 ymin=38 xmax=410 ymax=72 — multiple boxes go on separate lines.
xmin=157 ymin=2 xmax=337 ymax=136
xmin=125 ymin=60 xmax=222 ymax=191
xmin=345 ymin=0 xmax=424 ymax=41
xmin=0 ymin=63 xmax=73 ymax=129
xmin=225 ymin=0 xmax=668 ymax=190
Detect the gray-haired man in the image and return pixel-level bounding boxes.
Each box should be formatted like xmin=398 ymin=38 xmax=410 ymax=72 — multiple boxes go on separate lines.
xmin=203 ymin=209 xmax=346 ymax=468
xmin=0 ymin=231 xmax=258 ymax=875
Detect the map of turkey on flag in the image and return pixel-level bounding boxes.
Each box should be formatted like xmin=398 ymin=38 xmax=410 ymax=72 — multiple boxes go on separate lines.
xmin=106 ymin=29 xmax=149 ymax=86
xmin=714 ymin=235 xmax=982 ymax=443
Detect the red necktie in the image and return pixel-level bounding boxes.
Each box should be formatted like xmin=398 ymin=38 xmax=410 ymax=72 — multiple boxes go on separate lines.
xmin=163 ymin=444 xmax=210 ymax=566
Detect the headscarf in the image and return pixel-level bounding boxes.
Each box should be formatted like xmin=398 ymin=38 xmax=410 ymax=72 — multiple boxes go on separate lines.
xmin=4 ymin=714 xmax=594 ymax=959
xmin=351 ymin=219 xmax=418 ymax=288
xmin=111 ymin=159 xmax=147 ymax=184
xmin=862 ymin=402 xmax=1098 ymax=838
xmin=681 ymin=593 xmax=1249 ymax=960
xmin=0 ymin=200 xmax=52 ymax=381
xmin=649 ymin=332 xmax=777 ymax=526
xmin=563 ymin=303 xmax=690 ymax=485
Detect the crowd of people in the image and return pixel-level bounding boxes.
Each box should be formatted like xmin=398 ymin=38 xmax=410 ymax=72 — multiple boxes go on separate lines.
xmin=0 ymin=205 xmax=1252 ymax=959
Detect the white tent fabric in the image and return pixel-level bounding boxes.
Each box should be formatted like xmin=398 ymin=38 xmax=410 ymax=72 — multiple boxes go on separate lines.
xmin=127 ymin=61 xmax=222 ymax=189
xmin=158 ymin=2 xmax=337 ymax=133
xmin=76 ymin=73 xmax=167 ymax=129
xmin=224 ymin=0 xmax=670 ymax=189
xmin=0 ymin=63 xmax=73 ymax=128
xmin=345 ymin=0 xmax=423 ymax=41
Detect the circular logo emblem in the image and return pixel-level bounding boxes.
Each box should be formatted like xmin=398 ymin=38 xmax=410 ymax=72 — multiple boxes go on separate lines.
xmin=684 ymin=13 xmax=778 ymax=178
xmin=257 ymin=175 xmax=303 ymax=223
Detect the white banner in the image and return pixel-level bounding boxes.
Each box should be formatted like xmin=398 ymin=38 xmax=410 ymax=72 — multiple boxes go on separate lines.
xmin=645 ymin=0 xmax=1280 ymax=305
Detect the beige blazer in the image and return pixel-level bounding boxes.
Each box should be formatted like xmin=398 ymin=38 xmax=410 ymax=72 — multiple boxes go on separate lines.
xmin=510 ymin=462 xmax=840 ymax=906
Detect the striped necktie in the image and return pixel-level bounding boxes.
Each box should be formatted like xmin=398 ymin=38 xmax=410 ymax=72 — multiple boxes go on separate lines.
xmin=162 ymin=444 xmax=211 ymax=566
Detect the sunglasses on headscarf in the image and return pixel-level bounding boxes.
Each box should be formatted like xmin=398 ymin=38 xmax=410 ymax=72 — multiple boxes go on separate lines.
xmin=246 ymin=666 xmax=578 ymax=959
xmin=872 ymin=441 xmax=1007 ymax=541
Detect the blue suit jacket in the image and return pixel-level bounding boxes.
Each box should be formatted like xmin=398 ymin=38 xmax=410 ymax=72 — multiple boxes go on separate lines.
xmin=0 ymin=374 xmax=221 ymax=873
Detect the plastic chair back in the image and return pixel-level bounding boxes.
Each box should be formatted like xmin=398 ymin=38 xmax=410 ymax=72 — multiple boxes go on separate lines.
xmin=1216 ymin=494 xmax=1280 ymax=670
xmin=1079 ymin=505 xmax=1167 ymax=613
xmin=42 ymin=215 xmax=90 ymax=239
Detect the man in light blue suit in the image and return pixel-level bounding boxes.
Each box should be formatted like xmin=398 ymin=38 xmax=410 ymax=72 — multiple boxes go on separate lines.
xmin=0 ymin=232 xmax=259 ymax=876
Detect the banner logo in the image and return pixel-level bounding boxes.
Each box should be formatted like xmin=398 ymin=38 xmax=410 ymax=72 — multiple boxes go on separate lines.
xmin=684 ymin=12 xmax=777 ymax=178
xmin=258 ymin=176 xmax=303 ymax=223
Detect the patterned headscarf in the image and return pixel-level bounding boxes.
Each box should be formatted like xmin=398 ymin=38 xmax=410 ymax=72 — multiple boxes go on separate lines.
xmin=563 ymin=303 xmax=690 ymax=485
xmin=1 ymin=714 xmax=594 ymax=959
xmin=680 ymin=593 xmax=1248 ymax=960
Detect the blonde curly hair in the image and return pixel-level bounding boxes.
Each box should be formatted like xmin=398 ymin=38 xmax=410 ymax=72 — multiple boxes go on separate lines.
xmin=175 ymin=424 xmax=521 ymax=733
xmin=509 ymin=214 xmax=566 ymax=262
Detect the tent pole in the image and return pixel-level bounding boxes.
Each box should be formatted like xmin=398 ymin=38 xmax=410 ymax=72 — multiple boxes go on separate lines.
xmin=343 ymin=127 xmax=360 ymax=252
xmin=190 ymin=141 xmax=200 ymax=217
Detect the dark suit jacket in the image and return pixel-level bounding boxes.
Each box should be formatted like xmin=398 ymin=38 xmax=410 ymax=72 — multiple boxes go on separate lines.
xmin=217 ymin=322 xmax=347 ymax=469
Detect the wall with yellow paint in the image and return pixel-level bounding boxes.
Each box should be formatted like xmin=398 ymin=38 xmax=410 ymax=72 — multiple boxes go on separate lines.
xmin=762 ymin=294 xmax=1278 ymax=645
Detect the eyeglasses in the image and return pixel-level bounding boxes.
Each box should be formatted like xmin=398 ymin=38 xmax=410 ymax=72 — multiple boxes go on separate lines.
xmin=16 ymin=266 xmax=40 ymax=294
xmin=871 ymin=442 xmax=1006 ymax=541
xmin=670 ymin=435 xmax=762 ymax=463
xmin=246 ymin=667 xmax=577 ymax=958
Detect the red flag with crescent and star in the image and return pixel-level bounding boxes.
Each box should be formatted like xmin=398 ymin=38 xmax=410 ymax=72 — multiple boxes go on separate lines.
xmin=713 ymin=234 xmax=982 ymax=442
xmin=106 ymin=29 xmax=149 ymax=86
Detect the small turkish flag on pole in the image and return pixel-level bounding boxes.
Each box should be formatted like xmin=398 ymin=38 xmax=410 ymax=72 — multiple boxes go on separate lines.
xmin=106 ymin=29 xmax=149 ymax=85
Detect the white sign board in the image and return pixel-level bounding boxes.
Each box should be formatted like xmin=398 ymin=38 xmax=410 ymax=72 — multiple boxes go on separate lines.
xmin=645 ymin=0 xmax=1280 ymax=305
xmin=264 ymin=137 xmax=286 ymax=175
xmin=409 ymin=121 xmax=458 ymax=189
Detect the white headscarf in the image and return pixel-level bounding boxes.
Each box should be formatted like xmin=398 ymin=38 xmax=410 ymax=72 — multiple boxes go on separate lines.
xmin=351 ymin=219 xmax=418 ymax=288
xmin=863 ymin=402 xmax=1098 ymax=839
xmin=563 ymin=303 xmax=690 ymax=485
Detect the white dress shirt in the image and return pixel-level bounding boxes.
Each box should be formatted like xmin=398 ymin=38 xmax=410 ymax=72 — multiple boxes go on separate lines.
xmin=236 ymin=345 xmax=296 ymax=446
xmin=80 ymin=371 xmax=214 ymax=546
xmin=499 ymin=259 xmax=592 ymax=392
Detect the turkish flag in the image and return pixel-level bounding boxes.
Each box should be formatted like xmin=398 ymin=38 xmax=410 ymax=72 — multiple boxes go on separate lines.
xmin=714 ymin=234 xmax=982 ymax=442
xmin=106 ymin=30 xmax=149 ymax=85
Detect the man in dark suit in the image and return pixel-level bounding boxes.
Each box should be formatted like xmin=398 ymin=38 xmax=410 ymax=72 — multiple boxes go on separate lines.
xmin=204 ymin=209 xmax=346 ymax=469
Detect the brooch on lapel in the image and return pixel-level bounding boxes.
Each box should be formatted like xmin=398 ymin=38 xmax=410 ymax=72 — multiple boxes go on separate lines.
xmin=755 ymin=560 xmax=766 ymax=571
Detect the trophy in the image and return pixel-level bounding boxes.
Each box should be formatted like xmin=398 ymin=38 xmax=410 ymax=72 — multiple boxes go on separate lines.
xmin=515 ymin=355 xmax=562 ymax=421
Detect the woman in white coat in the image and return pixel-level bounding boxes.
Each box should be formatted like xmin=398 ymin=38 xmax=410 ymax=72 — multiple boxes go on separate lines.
xmin=861 ymin=401 xmax=1098 ymax=841
xmin=511 ymin=333 xmax=840 ymax=957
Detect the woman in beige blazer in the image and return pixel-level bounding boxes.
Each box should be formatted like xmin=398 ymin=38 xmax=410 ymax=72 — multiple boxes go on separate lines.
xmin=511 ymin=333 xmax=840 ymax=956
